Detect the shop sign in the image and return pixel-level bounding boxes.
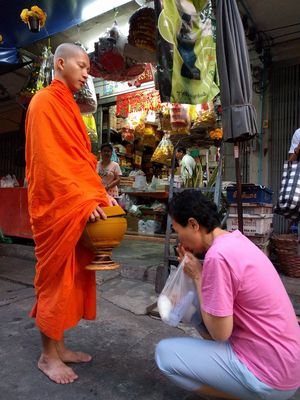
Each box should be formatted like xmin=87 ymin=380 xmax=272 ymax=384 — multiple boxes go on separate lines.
xmin=116 ymin=87 xmax=161 ymax=118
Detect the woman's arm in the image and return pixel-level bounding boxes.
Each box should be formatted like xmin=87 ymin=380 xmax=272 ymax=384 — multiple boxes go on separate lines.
xmin=106 ymin=176 xmax=120 ymax=190
xmin=183 ymin=252 xmax=233 ymax=341
xmin=194 ymin=278 xmax=233 ymax=341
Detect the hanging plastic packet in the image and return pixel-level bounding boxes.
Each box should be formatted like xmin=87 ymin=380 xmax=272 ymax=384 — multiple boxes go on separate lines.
xmin=36 ymin=46 xmax=54 ymax=91
xmin=82 ymin=113 xmax=98 ymax=146
xmin=90 ymin=21 xmax=126 ymax=79
xmin=154 ymin=0 xmax=219 ymax=104
xmin=151 ymin=134 xmax=174 ymax=165
xmin=74 ymin=75 xmax=97 ymax=114
xmin=170 ymin=103 xmax=191 ymax=134
xmin=90 ymin=20 xmax=145 ymax=81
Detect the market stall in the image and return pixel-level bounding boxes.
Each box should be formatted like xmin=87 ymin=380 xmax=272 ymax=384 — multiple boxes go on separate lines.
xmin=0 ymin=187 xmax=32 ymax=238
xmin=0 ymin=0 xmax=224 ymax=241
xmin=0 ymin=1 xmax=238 ymax=242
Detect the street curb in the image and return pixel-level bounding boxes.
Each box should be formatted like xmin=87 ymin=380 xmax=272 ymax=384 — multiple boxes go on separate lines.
xmin=0 ymin=243 xmax=35 ymax=261
xmin=0 ymin=243 xmax=161 ymax=286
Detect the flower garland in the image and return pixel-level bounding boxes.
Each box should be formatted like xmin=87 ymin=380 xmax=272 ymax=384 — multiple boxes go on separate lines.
xmin=209 ymin=127 xmax=223 ymax=140
xmin=20 ymin=6 xmax=47 ymax=28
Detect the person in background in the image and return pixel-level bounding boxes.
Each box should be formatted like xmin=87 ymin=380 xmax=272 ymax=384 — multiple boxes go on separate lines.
xmin=288 ymin=128 xmax=300 ymax=161
xmin=175 ymin=146 xmax=196 ymax=182
xmin=155 ymin=189 xmax=300 ymax=400
xmin=111 ymin=146 xmax=120 ymax=163
xmin=26 ymin=43 xmax=116 ymax=385
xmin=98 ymin=143 xmax=122 ymax=198
xmin=287 ymin=128 xmax=300 ymax=228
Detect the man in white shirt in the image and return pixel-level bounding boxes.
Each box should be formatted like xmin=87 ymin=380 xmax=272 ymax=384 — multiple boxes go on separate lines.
xmin=175 ymin=146 xmax=196 ymax=181
xmin=288 ymin=128 xmax=300 ymax=161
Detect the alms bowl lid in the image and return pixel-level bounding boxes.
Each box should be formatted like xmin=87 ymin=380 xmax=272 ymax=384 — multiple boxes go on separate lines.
xmin=102 ymin=205 xmax=126 ymax=218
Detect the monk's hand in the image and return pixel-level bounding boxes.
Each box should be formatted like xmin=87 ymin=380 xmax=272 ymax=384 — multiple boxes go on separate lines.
xmin=89 ymin=205 xmax=107 ymax=223
xmin=107 ymin=195 xmax=118 ymax=206
xmin=183 ymin=252 xmax=202 ymax=282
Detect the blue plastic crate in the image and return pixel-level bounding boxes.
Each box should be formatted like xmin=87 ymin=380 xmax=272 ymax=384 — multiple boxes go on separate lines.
xmin=226 ymin=184 xmax=273 ymax=204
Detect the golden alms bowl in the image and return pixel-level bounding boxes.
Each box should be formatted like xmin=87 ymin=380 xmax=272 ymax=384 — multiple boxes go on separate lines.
xmin=82 ymin=205 xmax=127 ymax=270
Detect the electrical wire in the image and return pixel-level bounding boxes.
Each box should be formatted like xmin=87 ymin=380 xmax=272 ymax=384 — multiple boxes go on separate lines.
xmin=270 ymin=30 xmax=300 ymax=41
xmin=271 ymin=36 xmax=300 ymax=47
xmin=261 ymin=22 xmax=300 ymax=33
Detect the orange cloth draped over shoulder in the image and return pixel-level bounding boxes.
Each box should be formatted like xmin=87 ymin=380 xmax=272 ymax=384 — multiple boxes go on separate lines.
xmin=25 ymin=79 xmax=109 ymax=341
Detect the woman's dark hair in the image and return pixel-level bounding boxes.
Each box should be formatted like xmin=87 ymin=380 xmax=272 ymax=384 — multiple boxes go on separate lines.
xmin=168 ymin=189 xmax=221 ymax=233
xmin=100 ymin=143 xmax=113 ymax=152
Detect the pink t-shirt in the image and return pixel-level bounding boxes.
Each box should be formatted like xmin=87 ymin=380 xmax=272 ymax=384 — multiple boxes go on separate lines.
xmin=202 ymin=230 xmax=300 ymax=390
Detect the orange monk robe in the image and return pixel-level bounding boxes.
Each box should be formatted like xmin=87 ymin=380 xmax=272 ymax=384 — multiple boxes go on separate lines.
xmin=25 ymin=79 xmax=109 ymax=341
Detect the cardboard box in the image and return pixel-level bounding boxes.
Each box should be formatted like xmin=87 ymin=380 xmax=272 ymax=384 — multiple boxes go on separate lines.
xmin=126 ymin=215 xmax=139 ymax=232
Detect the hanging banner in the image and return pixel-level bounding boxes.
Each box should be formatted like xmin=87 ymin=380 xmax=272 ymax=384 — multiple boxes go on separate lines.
xmin=116 ymin=88 xmax=161 ymax=118
xmin=130 ymin=63 xmax=154 ymax=87
xmin=154 ymin=0 xmax=219 ymax=105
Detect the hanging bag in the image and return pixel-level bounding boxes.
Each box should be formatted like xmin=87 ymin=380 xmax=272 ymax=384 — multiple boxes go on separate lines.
xmin=157 ymin=255 xmax=198 ymax=327
xmin=74 ymin=75 xmax=97 ymax=114
xmin=274 ymin=159 xmax=300 ymax=221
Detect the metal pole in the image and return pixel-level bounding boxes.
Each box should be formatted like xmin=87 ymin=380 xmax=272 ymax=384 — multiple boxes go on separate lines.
xmin=156 ymin=143 xmax=179 ymax=294
xmin=213 ymin=142 xmax=223 ymax=207
xmin=234 ymin=142 xmax=244 ymax=233
xmin=258 ymin=49 xmax=266 ymax=185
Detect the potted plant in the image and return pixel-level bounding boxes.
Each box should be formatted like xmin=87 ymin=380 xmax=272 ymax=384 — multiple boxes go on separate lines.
xmin=20 ymin=6 xmax=47 ymax=33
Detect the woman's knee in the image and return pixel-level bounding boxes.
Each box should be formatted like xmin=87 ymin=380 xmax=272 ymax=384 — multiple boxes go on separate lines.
xmin=155 ymin=338 xmax=176 ymax=374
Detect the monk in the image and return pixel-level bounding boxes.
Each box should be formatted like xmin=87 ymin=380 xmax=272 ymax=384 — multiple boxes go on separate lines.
xmin=25 ymin=43 xmax=115 ymax=384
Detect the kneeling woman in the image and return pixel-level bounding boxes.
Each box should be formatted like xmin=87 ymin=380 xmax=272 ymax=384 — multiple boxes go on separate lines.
xmin=155 ymin=190 xmax=300 ymax=400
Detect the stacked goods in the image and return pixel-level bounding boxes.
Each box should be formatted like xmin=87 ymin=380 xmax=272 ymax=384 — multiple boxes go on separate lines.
xmin=170 ymin=104 xmax=191 ymax=134
xmin=226 ymin=184 xmax=273 ymax=205
xmin=128 ymin=7 xmax=156 ymax=52
xmin=226 ymin=210 xmax=273 ymax=236
xmin=228 ymin=203 xmax=273 ymax=215
xmin=226 ymin=186 xmax=274 ymax=256
xmin=227 ymin=203 xmax=273 ymax=253
xmin=119 ymin=176 xmax=135 ymax=190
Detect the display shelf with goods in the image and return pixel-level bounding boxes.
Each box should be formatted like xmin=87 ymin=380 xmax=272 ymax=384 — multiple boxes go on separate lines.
xmin=120 ymin=190 xmax=169 ymax=237
xmin=98 ymin=85 xmax=224 ymax=240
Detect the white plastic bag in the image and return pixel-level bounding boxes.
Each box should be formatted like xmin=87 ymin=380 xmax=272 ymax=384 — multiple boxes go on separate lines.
xmin=157 ymin=255 xmax=198 ymax=327
xmin=0 ymin=174 xmax=16 ymax=188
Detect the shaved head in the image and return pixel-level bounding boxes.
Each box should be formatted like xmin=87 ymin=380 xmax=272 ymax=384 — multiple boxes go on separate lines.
xmin=54 ymin=43 xmax=87 ymax=64
xmin=53 ymin=43 xmax=90 ymax=94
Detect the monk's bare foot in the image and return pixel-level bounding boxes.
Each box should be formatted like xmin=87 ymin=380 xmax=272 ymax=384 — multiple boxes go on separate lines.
xmin=38 ymin=354 xmax=78 ymax=384
xmin=57 ymin=347 xmax=92 ymax=363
